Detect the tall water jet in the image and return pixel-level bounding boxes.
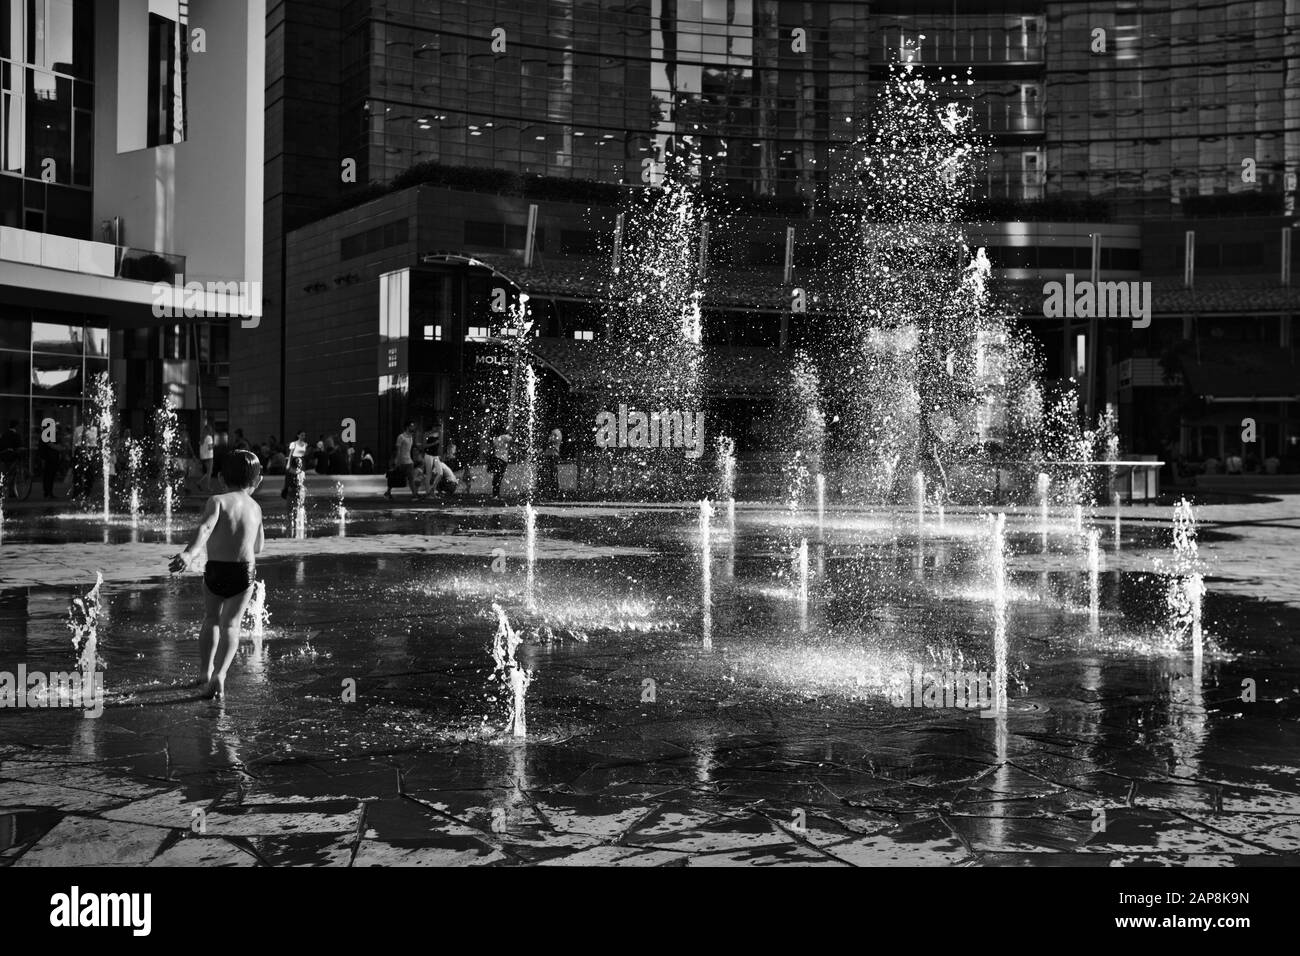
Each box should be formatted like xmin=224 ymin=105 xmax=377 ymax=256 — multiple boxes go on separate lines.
xmin=699 ymin=499 xmax=714 ymax=649
xmin=937 ymin=502 xmax=945 ymax=529
xmin=1037 ymin=472 xmax=1050 ymax=538
xmin=152 ymin=401 xmax=183 ymax=524
xmin=523 ymin=502 xmax=537 ymax=610
xmin=1168 ymin=498 xmax=1205 ymax=655
xmin=1073 ymin=503 xmax=1083 ymax=534
xmin=716 ymin=436 xmax=736 ymax=502
xmin=784 ymin=352 xmax=826 ymax=509
xmin=1086 ymin=529 xmax=1101 ymax=628
xmin=1112 ymin=492 xmax=1122 ymax=550
xmin=987 ymin=514 xmax=1008 ymax=717
xmin=598 ymin=160 xmax=705 ymax=497
xmin=89 ymin=373 xmax=115 ymax=520
xmin=795 ymin=538 xmax=810 ymax=631
xmin=125 ymin=438 xmax=142 ymax=521
xmin=522 ymin=363 xmax=539 ymax=498
xmin=1189 ymin=571 xmax=1205 ymax=663
xmin=335 ymin=481 xmax=347 ymax=525
xmin=815 ymin=474 xmax=826 ymax=530
xmin=490 ymin=604 xmax=532 ymax=738
xmin=915 ymin=471 xmax=926 ymax=526
xmin=288 ymin=469 xmax=307 ymax=538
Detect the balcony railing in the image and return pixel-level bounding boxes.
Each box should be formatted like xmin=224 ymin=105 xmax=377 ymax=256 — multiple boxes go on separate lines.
xmin=875 ymin=30 xmax=1046 ymax=65
xmin=0 ymin=226 xmax=185 ymax=283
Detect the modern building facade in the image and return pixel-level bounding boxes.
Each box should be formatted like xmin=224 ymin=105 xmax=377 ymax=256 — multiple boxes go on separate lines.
xmin=0 ymin=0 xmax=264 ymax=454
xmin=234 ymin=0 xmax=1298 ymax=473
xmin=0 ymin=2 xmax=1287 ymax=477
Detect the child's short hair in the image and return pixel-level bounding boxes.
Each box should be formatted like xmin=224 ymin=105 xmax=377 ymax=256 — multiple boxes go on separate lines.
xmin=222 ymin=449 xmax=262 ymax=490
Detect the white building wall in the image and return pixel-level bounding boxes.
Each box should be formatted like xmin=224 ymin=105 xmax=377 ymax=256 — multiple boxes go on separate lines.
xmin=92 ymin=0 xmax=264 ymax=288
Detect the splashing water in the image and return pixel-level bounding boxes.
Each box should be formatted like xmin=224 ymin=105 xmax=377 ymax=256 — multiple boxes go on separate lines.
xmin=335 ymin=482 xmax=347 ymax=523
xmin=243 ymin=580 xmax=269 ymax=638
xmin=1166 ymin=498 xmax=1205 ymax=649
xmin=489 ymin=604 xmax=532 ymax=738
xmin=915 ymin=471 xmax=926 ymax=526
xmin=68 ymin=572 xmax=105 ymax=674
xmin=1073 ymin=503 xmax=1083 ymax=533
xmin=816 ymin=474 xmax=826 ymax=528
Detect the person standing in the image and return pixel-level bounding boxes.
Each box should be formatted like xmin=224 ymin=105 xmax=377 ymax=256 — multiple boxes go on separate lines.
xmin=539 ymin=428 xmax=562 ymax=499
xmin=39 ymin=425 xmax=62 ymax=499
xmin=281 ymin=430 xmax=310 ymax=500
xmin=199 ymin=420 xmax=215 ymax=491
xmin=384 ymin=421 xmax=420 ymax=500
xmin=489 ymin=430 xmax=513 ymax=499
xmin=71 ymin=419 xmax=98 ymax=500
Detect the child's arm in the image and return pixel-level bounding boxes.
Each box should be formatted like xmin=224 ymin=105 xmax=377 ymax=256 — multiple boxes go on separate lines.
xmin=169 ymin=497 xmax=220 ymax=572
xmin=254 ymin=512 xmax=265 ymax=555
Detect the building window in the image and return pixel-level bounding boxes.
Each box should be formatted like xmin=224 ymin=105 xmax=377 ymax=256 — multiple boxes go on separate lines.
xmin=422 ymin=324 xmax=441 ymax=341
xmin=147 ymin=12 xmax=185 ymax=147
xmin=466 ymin=326 xmax=489 ymax=340
xmin=573 ymin=330 xmax=594 ymax=341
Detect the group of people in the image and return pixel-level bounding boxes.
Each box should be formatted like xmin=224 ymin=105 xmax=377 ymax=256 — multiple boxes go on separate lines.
xmin=198 ymin=424 xmax=379 ymax=494
xmin=385 ymin=422 xmax=470 ymax=500
xmin=384 ymin=422 xmax=565 ymax=501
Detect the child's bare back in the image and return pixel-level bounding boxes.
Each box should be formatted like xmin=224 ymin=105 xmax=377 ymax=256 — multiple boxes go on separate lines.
xmin=205 ymin=491 xmax=264 ymax=562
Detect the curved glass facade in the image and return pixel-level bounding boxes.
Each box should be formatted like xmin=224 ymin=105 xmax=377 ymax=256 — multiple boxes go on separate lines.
xmin=340 ymin=0 xmax=1299 ymax=217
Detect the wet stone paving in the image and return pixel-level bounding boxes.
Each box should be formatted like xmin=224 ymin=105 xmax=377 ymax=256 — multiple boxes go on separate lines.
xmin=1 ymin=495 xmax=1298 ymax=867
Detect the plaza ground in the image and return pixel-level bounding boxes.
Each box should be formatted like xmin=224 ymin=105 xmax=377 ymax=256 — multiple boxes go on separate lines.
xmin=0 ymin=495 xmax=1297 ymax=866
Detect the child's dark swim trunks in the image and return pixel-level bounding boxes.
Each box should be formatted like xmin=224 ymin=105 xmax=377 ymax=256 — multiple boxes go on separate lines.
xmin=203 ymin=560 xmax=255 ymax=598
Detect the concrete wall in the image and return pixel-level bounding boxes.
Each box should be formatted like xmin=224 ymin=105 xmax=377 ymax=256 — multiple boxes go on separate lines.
xmin=93 ymin=0 xmax=264 ymax=286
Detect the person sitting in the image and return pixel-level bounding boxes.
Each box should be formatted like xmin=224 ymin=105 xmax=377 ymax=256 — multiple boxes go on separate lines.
xmin=442 ymin=441 xmax=470 ymax=493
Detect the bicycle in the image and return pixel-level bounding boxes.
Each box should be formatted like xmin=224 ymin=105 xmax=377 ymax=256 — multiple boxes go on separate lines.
xmin=1 ymin=447 xmax=34 ymax=501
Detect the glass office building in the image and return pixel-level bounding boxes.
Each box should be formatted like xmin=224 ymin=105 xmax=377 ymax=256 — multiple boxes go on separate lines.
xmin=0 ymin=0 xmax=95 ymax=238
xmin=346 ymin=0 xmax=1060 ymax=203
xmin=249 ymin=0 xmax=1299 ymax=466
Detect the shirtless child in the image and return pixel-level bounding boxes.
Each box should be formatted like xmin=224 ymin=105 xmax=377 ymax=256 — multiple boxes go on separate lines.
xmin=169 ymin=449 xmax=265 ymax=700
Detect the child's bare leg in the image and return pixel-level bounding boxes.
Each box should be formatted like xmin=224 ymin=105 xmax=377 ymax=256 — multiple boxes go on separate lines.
xmin=197 ymin=587 xmax=222 ymax=687
xmin=205 ymin=587 xmax=255 ymax=700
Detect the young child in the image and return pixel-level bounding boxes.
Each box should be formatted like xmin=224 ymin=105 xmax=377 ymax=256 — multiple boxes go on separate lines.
xmin=168 ymin=449 xmax=265 ymax=700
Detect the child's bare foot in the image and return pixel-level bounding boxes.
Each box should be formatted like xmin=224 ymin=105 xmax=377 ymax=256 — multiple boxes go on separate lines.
xmin=201 ymin=676 xmax=225 ymax=701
